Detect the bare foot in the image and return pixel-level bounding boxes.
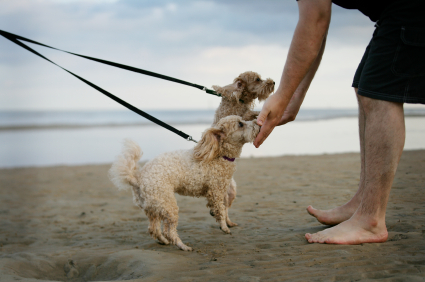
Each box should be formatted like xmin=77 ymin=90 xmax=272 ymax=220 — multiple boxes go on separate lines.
xmin=305 ymin=216 xmax=388 ymax=244
xmin=307 ymin=203 xmax=358 ymax=226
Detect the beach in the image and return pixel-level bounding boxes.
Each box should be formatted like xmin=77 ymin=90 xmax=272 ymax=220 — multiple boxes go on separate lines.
xmin=1 ymin=150 xmax=425 ymax=281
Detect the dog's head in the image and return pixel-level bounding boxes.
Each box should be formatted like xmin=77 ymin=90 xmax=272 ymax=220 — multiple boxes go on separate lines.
xmin=233 ymin=71 xmax=275 ymax=103
xmin=212 ymin=71 xmax=274 ymax=104
xmin=193 ymin=115 xmax=260 ymax=163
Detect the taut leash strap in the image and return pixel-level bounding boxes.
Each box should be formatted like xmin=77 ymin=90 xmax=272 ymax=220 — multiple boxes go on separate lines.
xmin=0 ymin=30 xmax=197 ymax=143
xmin=0 ymin=29 xmax=220 ymax=98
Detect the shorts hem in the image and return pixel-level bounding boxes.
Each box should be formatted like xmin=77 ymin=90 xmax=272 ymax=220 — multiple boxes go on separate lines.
xmin=357 ymin=88 xmax=425 ymax=104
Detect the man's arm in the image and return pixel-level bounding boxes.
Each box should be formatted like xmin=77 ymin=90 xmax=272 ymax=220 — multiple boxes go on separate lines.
xmin=254 ymin=0 xmax=331 ymax=148
xmin=279 ymin=35 xmax=326 ymax=125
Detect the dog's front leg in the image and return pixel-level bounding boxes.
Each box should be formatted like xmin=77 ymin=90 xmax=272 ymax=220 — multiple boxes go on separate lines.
xmin=207 ymin=188 xmax=231 ymax=234
xmin=242 ymin=110 xmax=260 ymax=121
xmin=225 ymin=178 xmax=238 ymax=227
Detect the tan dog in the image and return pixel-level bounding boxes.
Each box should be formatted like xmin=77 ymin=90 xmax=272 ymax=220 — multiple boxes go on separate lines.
xmin=212 ymin=71 xmax=275 ymax=125
xmin=210 ymin=71 xmax=274 ymax=216
xmin=108 ymin=116 xmax=260 ymax=251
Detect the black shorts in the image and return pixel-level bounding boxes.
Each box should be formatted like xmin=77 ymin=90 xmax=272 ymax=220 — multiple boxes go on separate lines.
xmin=353 ymin=1 xmax=425 ymax=104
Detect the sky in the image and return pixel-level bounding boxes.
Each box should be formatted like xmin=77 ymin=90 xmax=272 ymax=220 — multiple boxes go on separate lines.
xmin=1 ymin=0 xmax=419 ymax=111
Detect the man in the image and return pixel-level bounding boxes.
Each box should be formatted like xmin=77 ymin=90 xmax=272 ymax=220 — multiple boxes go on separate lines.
xmin=253 ymin=0 xmax=425 ymax=244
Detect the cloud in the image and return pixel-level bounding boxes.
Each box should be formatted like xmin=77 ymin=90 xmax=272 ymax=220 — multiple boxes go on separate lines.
xmin=0 ymin=0 xmax=374 ymax=52
xmin=0 ymin=0 xmax=377 ymax=110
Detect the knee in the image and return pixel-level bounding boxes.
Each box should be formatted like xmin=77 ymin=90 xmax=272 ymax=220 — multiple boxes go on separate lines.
xmin=358 ymin=94 xmax=404 ymax=117
xmin=357 ymin=94 xmax=381 ymax=116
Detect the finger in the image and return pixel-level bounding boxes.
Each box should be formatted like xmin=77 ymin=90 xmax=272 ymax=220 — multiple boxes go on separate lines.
xmin=254 ymin=121 xmax=274 ymax=148
xmin=256 ymin=107 xmax=270 ymax=126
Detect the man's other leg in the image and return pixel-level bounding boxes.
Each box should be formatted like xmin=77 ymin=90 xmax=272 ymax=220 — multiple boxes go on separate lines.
xmin=307 ymin=88 xmax=365 ymax=225
xmin=305 ymin=94 xmax=405 ymax=244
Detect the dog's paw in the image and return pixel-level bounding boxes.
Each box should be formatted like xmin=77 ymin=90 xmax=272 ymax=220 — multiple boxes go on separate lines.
xmin=227 ymin=221 xmax=238 ymax=228
xmin=220 ymin=226 xmax=231 ymax=234
xmin=181 ymin=246 xmax=193 ymax=252
xmin=157 ymin=239 xmax=170 ymax=245
xmin=177 ymin=242 xmax=193 ymax=251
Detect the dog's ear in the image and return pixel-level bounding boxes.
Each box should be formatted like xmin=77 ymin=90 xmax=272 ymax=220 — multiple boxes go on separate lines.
xmin=231 ymin=79 xmax=246 ymax=103
xmin=212 ymin=85 xmax=233 ymax=100
xmin=193 ymin=127 xmax=225 ymax=162
xmin=212 ymin=85 xmax=223 ymax=94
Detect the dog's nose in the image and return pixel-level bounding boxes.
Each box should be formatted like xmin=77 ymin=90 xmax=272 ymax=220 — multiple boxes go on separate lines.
xmin=273 ymin=82 xmax=275 ymax=85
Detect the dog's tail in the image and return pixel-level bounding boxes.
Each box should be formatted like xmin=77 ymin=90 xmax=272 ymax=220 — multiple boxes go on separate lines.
xmin=108 ymin=139 xmax=142 ymax=191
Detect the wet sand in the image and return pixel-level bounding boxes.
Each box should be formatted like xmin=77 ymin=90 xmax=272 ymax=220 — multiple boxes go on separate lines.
xmin=1 ymin=150 xmax=425 ymax=281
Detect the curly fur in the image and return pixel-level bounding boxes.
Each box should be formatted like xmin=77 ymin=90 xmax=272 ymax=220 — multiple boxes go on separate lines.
xmin=210 ymin=71 xmax=274 ymax=216
xmin=108 ymin=116 xmax=260 ymax=251
xmin=212 ymin=71 xmax=275 ymax=125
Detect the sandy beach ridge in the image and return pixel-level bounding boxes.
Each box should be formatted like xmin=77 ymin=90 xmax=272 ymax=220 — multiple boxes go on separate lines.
xmin=1 ymin=150 xmax=424 ymax=281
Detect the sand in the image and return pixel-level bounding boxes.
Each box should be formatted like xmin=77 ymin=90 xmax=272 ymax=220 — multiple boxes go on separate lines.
xmin=1 ymin=150 xmax=425 ymax=281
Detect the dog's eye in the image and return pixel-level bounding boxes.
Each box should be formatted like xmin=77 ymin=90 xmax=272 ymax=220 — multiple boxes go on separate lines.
xmin=256 ymin=78 xmax=261 ymax=82
xmin=239 ymin=122 xmax=244 ymax=128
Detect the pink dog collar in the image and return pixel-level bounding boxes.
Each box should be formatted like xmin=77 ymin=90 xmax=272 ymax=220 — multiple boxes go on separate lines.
xmin=223 ymin=156 xmax=235 ymax=162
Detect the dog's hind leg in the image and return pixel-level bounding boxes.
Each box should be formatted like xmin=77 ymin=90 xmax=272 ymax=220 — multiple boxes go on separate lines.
xmin=164 ymin=218 xmax=192 ymax=251
xmin=161 ymin=197 xmax=192 ymax=251
xmin=146 ymin=214 xmax=169 ymax=245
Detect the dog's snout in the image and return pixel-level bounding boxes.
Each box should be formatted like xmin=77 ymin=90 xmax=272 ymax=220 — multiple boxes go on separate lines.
xmin=264 ymin=78 xmax=275 ymax=89
xmin=255 ymin=123 xmax=261 ymax=134
xmin=249 ymin=121 xmax=261 ymax=136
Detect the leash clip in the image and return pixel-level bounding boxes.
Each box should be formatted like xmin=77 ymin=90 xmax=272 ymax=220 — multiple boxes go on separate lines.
xmin=187 ymin=136 xmax=198 ymax=143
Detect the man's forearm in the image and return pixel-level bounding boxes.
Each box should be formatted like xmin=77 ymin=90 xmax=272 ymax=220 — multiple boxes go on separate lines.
xmin=288 ymin=36 xmax=327 ymax=115
xmin=275 ymin=0 xmax=331 ymax=109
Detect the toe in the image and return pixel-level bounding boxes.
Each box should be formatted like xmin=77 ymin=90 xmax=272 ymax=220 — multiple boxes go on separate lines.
xmin=305 ymin=233 xmax=316 ymax=244
xmin=307 ymin=205 xmax=317 ymax=216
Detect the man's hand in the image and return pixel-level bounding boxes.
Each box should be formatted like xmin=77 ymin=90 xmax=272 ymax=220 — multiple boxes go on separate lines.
xmin=254 ymin=93 xmax=287 ymax=148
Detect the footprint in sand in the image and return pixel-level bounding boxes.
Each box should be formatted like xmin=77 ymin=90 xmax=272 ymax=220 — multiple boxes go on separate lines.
xmin=64 ymin=259 xmax=79 ymax=278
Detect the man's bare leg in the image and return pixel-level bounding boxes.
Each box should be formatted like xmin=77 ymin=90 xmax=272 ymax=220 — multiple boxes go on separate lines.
xmin=305 ymin=94 xmax=405 ymax=244
xmin=307 ymin=88 xmax=365 ymax=225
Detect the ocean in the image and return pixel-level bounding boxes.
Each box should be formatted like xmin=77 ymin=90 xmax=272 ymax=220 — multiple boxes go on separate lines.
xmin=1 ymin=108 xmax=424 ymax=168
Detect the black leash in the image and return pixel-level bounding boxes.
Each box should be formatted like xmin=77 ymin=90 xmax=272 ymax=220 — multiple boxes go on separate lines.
xmin=0 ymin=29 xmax=215 ymax=143
xmin=0 ymin=30 xmax=220 ymax=98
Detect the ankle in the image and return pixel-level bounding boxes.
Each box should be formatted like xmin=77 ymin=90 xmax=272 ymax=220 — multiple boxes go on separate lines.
xmin=351 ymin=212 xmax=385 ymax=230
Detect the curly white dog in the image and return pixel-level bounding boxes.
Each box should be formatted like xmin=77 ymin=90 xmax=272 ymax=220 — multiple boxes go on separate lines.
xmin=108 ymin=115 xmax=260 ymax=251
